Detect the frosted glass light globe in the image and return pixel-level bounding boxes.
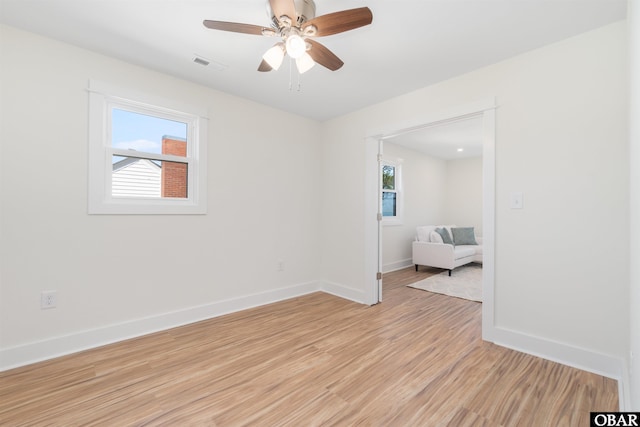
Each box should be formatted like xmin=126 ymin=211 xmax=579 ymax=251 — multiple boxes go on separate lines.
xmin=263 ymin=43 xmax=285 ymax=70
xmin=296 ymin=52 xmax=315 ymax=74
xmin=286 ymin=34 xmax=306 ymax=59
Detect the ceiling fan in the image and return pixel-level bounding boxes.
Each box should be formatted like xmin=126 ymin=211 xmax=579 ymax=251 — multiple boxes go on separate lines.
xmin=203 ymin=0 xmax=373 ymax=74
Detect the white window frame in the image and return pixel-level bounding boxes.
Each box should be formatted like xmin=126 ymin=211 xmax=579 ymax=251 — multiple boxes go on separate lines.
xmin=381 ymin=158 xmax=403 ymax=225
xmin=88 ymin=79 xmax=207 ymax=214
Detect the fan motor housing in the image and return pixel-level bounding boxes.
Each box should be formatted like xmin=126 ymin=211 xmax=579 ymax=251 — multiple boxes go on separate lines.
xmin=267 ymin=0 xmax=316 ymax=27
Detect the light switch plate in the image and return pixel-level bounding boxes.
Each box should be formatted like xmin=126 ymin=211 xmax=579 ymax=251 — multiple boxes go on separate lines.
xmin=510 ymin=192 xmax=523 ymax=209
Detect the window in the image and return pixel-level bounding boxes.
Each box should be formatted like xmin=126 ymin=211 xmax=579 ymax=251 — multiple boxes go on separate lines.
xmin=88 ymin=80 xmax=207 ymax=214
xmin=381 ymin=158 xmax=403 ymax=225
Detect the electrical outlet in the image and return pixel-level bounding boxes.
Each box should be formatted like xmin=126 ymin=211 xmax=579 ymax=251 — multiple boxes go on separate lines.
xmin=41 ymin=291 xmax=57 ymax=309
xmin=277 ymin=260 xmax=284 ymax=272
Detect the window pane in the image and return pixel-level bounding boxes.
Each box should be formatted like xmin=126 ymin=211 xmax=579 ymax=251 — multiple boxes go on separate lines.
xmin=112 ymin=109 xmax=187 ymax=157
xmin=112 ymin=156 xmax=187 ymax=199
xmin=382 ymin=191 xmax=397 ymax=216
xmin=382 ymin=165 xmax=395 ymax=190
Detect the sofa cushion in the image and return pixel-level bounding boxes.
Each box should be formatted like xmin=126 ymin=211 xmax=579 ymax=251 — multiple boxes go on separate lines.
xmin=435 ymin=227 xmax=454 ymax=245
xmin=416 ymin=226 xmax=437 ymax=242
xmin=453 ymin=246 xmax=476 ymax=259
xmin=429 ymin=230 xmax=444 ymax=244
xmin=452 ymin=227 xmax=478 ymax=245
xmin=456 ymin=245 xmax=482 ymax=254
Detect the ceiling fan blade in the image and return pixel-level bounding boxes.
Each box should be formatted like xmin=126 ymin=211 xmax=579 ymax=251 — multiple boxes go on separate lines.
xmin=258 ymin=59 xmax=273 ymax=72
xmin=269 ymin=0 xmax=296 ymax=24
xmin=307 ymin=39 xmax=344 ymax=71
xmin=302 ymin=7 xmax=373 ymax=37
xmin=203 ymin=20 xmax=268 ymax=36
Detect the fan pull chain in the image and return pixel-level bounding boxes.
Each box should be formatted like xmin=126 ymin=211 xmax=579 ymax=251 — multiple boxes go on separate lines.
xmin=287 ymin=58 xmax=302 ymax=92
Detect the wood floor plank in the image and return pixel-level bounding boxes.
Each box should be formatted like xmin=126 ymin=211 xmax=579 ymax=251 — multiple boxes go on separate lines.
xmin=0 ymin=267 xmax=618 ymax=426
xmin=447 ymin=407 xmax=504 ymax=427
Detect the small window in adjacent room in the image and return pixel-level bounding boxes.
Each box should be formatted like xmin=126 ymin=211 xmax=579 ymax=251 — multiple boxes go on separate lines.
xmin=88 ymin=80 xmax=208 ymax=214
xmin=381 ymin=159 xmax=403 ymax=225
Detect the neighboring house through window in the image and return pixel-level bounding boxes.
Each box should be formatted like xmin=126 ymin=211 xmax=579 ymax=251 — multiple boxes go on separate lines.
xmin=111 ymin=135 xmax=187 ymax=199
xmin=88 ymin=80 xmax=208 ymax=214
xmin=112 ymin=157 xmax=161 ymax=198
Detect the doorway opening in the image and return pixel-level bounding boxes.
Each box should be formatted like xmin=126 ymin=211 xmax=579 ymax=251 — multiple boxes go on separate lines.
xmin=364 ymin=99 xmax=496 ymax=341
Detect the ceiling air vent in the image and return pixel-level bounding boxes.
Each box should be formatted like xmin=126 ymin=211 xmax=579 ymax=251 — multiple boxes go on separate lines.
xmin=192 ymin=55 xmax=228 ymax=71
xmin=193 ymin=56 xmax=210 ymax=66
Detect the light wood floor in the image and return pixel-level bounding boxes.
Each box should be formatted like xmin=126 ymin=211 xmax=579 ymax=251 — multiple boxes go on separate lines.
xmin=1 ymin=266 xmax=618 ymax=426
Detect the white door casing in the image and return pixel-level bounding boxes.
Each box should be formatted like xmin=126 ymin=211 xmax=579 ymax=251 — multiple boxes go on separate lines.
xmin=365 ymin=98 xmax=496 ymax=341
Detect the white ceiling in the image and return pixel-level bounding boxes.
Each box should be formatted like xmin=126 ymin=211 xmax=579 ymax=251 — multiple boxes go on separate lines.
xmin=386 ymin=115 xmax=484 ymax=160
xmin=0 ymin=0 xmax=627 ymax=121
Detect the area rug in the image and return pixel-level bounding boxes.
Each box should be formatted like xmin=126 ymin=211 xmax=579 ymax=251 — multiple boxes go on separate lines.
xmin=407 ymin=264 xmax=482 ymax=302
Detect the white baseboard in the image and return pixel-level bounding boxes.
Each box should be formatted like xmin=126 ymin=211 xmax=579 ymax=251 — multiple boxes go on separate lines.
xmin=319 ymin=280 xmax=368 ymax=304
xmin=382 ymin=258 xmax=413 ymax=273
xmin=491 ymin=326 xmax=629 ymax=410
xmin=0 ymin=279 xmax=371 ymax=372
xmin=0 ymin=281 xmax=321 ymax=372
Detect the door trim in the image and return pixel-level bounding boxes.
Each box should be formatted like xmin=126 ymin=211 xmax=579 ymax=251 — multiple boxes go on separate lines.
xmin=364 ymin=98 xmax=496 ymax=342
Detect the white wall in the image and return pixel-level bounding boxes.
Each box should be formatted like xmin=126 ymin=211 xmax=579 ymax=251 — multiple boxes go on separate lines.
xmin=444 ymin=157 xmax=483 ymax=235
xmin=322 ymin=21 xmax=628 ymax=374
xmin=629 ymin=0 xmax=640 ymax=410
xmin=0 ymin=25 xmax=323 ymax=368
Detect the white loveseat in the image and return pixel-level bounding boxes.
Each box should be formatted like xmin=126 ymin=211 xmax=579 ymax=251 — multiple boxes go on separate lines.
xmin=412 ymin=225 xmax=483 ymax=276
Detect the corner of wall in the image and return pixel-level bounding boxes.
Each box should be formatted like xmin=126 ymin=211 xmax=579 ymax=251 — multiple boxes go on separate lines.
xmin=319 ymin=280 xmax=370 ymax=305
xmin=491 ymin=326 xmax=629 ymax=410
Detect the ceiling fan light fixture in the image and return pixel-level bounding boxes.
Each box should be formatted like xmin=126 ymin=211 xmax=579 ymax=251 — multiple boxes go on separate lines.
xmin=263 ymin=43 xmax=285 ymax=70
xmin=204 ymin=3 xmax=373 ymax=74
xmin=286 ymin=34 xmax=306 ymax=59
xmin=296 ymin=52 xmax=315 ymax=74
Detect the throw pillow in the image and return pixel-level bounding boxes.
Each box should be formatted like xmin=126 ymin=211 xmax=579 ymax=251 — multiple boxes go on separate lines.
xmin=452 ymin=227 xmax=478 ymax=245
xmin=430 ymin=230 xmax=444 ymax=244
xmin=435 ymin=227 xmax=454 ymax=245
